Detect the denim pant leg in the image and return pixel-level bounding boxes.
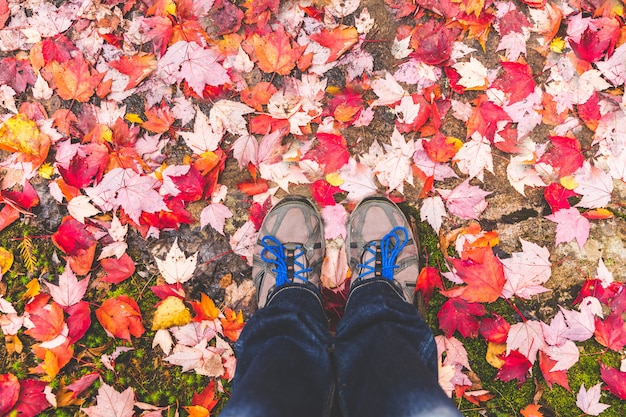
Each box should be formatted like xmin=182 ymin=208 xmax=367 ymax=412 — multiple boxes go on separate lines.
xmin=220 ymin=284 xmax=335 ymax=417
xmin=334 ymin=279 xmax=463 ymax=417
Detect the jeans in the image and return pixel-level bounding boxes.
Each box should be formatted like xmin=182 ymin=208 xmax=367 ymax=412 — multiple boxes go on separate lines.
xmin=220 ymin=279 xmax=463 ymax=417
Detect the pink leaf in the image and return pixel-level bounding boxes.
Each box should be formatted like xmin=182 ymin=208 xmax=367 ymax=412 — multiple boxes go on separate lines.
xmin=438 ymin=179 xmax=491 ymax=220
xmin=501 ymin=239 xmax=551 ymax=299
xmin=200 ymin=202 xmax=233 ymax=235
xmin=506 ymin=320 xmax=545 ymax=363
xmin=546 ymin=207 xmax=590 ymax=250
xmin=576 ymin=383 xmax=610 ymax=416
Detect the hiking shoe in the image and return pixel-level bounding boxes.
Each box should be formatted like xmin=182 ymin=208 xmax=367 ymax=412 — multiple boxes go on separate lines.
xmin=347 ymin=196 xmax=419 ymax=302
xmin=253 ymin=196 xmax=324 ymax=307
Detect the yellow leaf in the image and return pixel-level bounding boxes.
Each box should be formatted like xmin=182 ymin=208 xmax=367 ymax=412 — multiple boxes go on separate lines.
xmin=152 ymin=296 xmax=192 ymax=330
xmin=0 ymin=247 xmax=13 ymax=274
xmin=550 ymin=37 xmax=566 ymax=53
xmin=5 ymin=334 xmax=23 ymax=354
xmin=0 ymin=113 xmax=41 ymax=156
xmin=39 ymin=163 xmax=55 ymax=179
xmin=486 ymin=342 xmax=506 ymax=368
xmin=560 ymin=176 xmax=578 ymax=190
xmin=22 ymin=279 xmax=40 ymax=299
xmin=125 ymin=113 xmax=144 ymax=124
xmin=326 ymin=172 xmax=344 ymax=187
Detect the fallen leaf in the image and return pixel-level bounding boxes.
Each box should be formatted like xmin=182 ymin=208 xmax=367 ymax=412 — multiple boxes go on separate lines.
xmin=95 ymin=295 xmax=145 ymax=341
xmin=154 ymin=238 xmax=198 ymax=284
xmin=49 ymin=54 xmax=103 ymax=102
xmin=246 ymin=24 xmax=305 ymax=75
xmin=152 ymin=296 xmax=192 ymax=330
xmin=82 ymin=380 xmax=135 ymax=417
xmin=576 ymin=383 xmax=610 ymax=416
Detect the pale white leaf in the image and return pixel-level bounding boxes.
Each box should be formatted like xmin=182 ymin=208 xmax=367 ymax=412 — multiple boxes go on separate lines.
xmin=154 ymin=238 xmax=198 ymax=284
xmin=209 ymin=99 xmax=254 ymax=136
xmin=81 ymin=381 xmax=135 ymax=417
xmin=67 ymin=195 xmax=100 ymax=223
xmin=453 ymin=57 xmax=488 ymax=89
xmin=179 ymin=107 xmax=223 ymax=154
xmin=506 ymin=320 xmax=546 ymax=363
xmin=45 ymin=264 xmax=89 ymax=308
xmin=421 ymin=196 xmax=447 ymax=233
xmin=546 ymin=340 xmax=579 ymax=372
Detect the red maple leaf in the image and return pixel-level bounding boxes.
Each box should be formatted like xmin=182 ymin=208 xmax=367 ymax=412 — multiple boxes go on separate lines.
xmin=7 ymin=379 xmax=50 ymax=417
xmin=438 ymin=297 xmax=486 ymax=338
xmin=570 ymin=27 xmax=610 ymax=63
xmin=51 ymin=217 xmax=96 ymax=257
xmin=594 ymin=313 xmax=626 ymax=351
xmin=101 ymin=253 xmax=136 ymax=284
xmin=311 ymin=180 xmax=342 ymax=207
xmin=539 ymin=351 xmax=570 ymax=391
xmin=577 ymin=91 xmax=601 ymax=131
xmin=543 ymin=183 xmax=577 ymax=213
xmin=303 ymin=133 xmax=350 ymax=175
xmin=95 ymin=295 xmax=145 ymax=341
xmin=443 ymin=248 xmax=506 ymax=303
xmin=0 ymin=373 xmax=20 ymax=415
xmin=41 ymin=35 xmax=77 ymax=64
xmin=108 ymin=52 xmax=157 ymax=90
xmin=0 ymin=57 xmax=36 ymax=93
xmin=466 ymin=95 xmax=512 ymax=141
xmin=572 ymin=279 xmax=620 ymax=305
xmin=600 ymin=362 xmax=626 ymax=400
xmin=58 ymin=154 xmax=101 ymax=188
xmin=496 ymin=350 xmax=532 ymax=386
xmin=65 ymin=301 xmax=91 ymax=344
xmin=491 ymin=62 xmax=536 ymax=104
xmin=479 ymin=313 xmax=510 ymax=343
xmin=191 ymin=380 xmax=219 ymax=410
xmin=410 ymin=20 xmax=460 ymax=65
xmin=416 ymin=266 xmax=443 ymax=306
xmin=423 ymin=133 xmax=459 ymax=163
xmin=498 ymin=8 xmax=531 ymax=35
xmin=537 ymin=136 xmax=584 ymax=178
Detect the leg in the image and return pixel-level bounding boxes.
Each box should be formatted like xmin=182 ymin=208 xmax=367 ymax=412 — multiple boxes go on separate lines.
xmin=221 ymin=196 xmax=333 ymax=417
xmin=337 ymin=197 xmax=462 ymax=417
xmin=335 ymin=279 xmax=462 ymax=417
xmin=221 ymin=284 xmax=334 ymax=417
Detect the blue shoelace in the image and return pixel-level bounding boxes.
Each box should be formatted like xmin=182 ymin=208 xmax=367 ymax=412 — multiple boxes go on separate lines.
xmin=260 ymin=236 xmax=311 ymax=287
xmin=357 ymin=226 xmax=409 ymax=280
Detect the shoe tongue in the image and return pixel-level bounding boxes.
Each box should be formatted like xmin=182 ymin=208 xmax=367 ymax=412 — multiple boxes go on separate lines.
xmin=283 ymin=242 xmax=307 ymax=281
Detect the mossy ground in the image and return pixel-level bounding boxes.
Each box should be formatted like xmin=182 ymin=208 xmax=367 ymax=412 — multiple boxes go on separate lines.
xmin=405 ymin=205 xmax=626 ymax=417
xmin=0 ymin=221 xmax=232 ymax=416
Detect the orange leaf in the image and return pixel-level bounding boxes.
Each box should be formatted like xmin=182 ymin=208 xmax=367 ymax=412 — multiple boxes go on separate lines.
xmin=49 ymin=55 xmax=103 ymax=102
xmin=110 ymin=53 xmax=156 ymax=88
xmin=96 ymin=295 xmax=145 ymax=341
xmin=521 ymin=404 xmax=544 ymax=417
xmin=24 ymin=301 xmax=65 ymax=342
xmin=191 ymin=293 xmax=220 ymax=321
xmin=241 ymin=82 xmax=277 ymax=111
xmin=247 ymin=25 xmax=305 ymax=75
xmin=221 ymin=308 xmax=245 ymax=342
xmin=310 ymin=26 xmax=358 ymax=63
xmin=142 ymin=101 xmax=174 ymax=133
xmin=443 ymin=248 xmax=506 ymax=303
